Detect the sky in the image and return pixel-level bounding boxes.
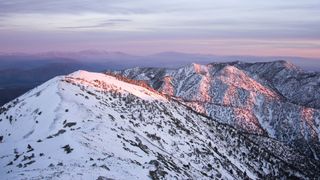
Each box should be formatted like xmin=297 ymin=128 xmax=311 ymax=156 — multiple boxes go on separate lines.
xmin=0 ymin=0 xmax=319 ymax=58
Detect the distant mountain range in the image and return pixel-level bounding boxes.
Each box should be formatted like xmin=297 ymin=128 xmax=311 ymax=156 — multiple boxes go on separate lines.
xmin=1 ymin=50 xmax=320 ymax=71
xmin=1 ymin=70 xmax=319 ymax=179
xmin=0 ymin=51 xmax=319 ymax=106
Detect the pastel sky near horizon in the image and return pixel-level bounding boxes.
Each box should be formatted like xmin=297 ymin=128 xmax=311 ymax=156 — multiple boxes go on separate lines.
xmin=0 ymin=0 xmax=319 ymax=58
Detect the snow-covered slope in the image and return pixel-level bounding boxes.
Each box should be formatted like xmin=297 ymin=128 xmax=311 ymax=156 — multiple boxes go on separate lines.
xmin=1 ymin=70 xmax=319 ymax=179
xmin=236 ymin=60 xmax=320 ymax=109
xmin=116 ymin=61 xmax=320 ymax=159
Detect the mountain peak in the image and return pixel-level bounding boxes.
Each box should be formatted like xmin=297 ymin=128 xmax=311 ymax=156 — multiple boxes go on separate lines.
xmin=267 ymin=60 xmax=299 ymax=70
xmin=0 ymin=67 xmax=319 ymax=179
xmin=191 ymin=63 xmax=209 ymax=74
xmin=1 ymin=69 xmax=319 ymax=179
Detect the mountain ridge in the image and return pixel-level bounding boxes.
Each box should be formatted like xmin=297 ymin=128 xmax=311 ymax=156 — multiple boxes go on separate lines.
xmin=1 ymin=70 xmax=319 ymax=179
xmin=115 ymin=60 xmax=320 ymax=159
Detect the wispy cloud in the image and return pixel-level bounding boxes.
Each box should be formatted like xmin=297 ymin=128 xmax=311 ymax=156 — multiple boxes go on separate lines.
xmin=60 ymin=18 xmax=132 ymax=29
xmin=0 ymin=0 xmax=154 ymax=15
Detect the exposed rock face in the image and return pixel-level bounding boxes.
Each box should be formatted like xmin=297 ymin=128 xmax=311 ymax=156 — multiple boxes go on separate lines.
xmin=116 ymin=61 xmax=320 ymax=159
xmin=1 ymin=70 xmax=319 ymax=179
xmin=235 ymin=61 xmax=320 ymax=109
